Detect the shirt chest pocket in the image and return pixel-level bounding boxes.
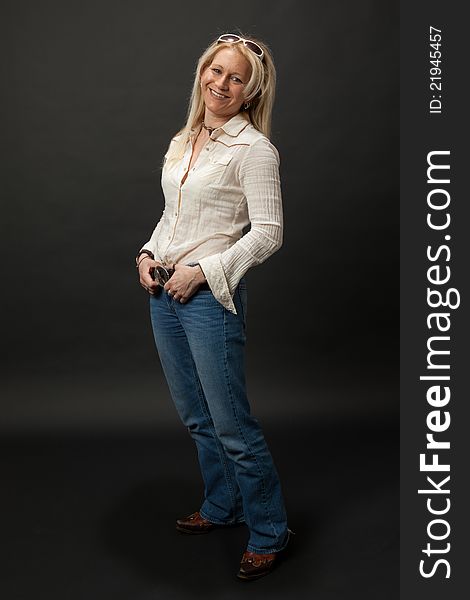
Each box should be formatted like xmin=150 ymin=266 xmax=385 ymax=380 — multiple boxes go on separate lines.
xmin=200 ymin=152 xmax=233 ymax=185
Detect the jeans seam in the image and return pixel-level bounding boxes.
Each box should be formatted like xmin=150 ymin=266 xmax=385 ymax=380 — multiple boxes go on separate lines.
xmin=222 ymin=308 xmax=278 ymax=542
xmin=189 ymin=345 xmax=240 ymax=520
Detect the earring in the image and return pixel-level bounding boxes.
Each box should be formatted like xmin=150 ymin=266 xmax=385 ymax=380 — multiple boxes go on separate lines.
xmin=243 ymin=101 xmax=251 ymax=110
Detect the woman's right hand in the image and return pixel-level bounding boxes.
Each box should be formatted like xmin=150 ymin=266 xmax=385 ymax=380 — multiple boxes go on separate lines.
xmin=138 ymin=256 xmax=161 ymax=295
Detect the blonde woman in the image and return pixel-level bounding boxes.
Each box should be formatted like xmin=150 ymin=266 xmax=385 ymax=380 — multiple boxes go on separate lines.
xmin=136 ymin=32 xmax=293 ymax=580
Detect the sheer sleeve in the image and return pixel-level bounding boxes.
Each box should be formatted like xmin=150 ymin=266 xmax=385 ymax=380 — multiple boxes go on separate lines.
xmin=198 ymin=137 xmax=283 ymax=314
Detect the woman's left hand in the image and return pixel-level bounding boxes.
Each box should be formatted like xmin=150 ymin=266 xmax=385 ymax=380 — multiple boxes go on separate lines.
xmin=164 ymin=264 xmax=207 ymax=303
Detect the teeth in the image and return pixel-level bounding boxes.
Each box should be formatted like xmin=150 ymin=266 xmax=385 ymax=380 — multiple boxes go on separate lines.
xmin=210 ymin=88 xmax=227 ymax=99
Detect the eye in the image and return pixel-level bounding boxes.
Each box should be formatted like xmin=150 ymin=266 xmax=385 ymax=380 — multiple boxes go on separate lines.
xmin=210 ymin=67 xmax=243 ymax=84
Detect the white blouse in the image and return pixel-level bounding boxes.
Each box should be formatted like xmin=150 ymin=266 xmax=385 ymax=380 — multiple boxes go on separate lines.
xmin=140 ymin=112 xmax=283 ymax=315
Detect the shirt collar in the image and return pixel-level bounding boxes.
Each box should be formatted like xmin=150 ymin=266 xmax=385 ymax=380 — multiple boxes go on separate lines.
xmin=191 ymin=112 xmax=250 ymax=138
xmin=218 ymin=112 xmax=251 ymax=137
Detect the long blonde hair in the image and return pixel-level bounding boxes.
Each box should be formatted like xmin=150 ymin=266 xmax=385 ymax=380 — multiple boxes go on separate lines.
xmin=163 ymin=31 xmax=277 ymax=169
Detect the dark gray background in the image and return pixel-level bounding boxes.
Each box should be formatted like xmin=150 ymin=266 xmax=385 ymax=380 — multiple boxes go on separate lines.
xmin=1 ymin=0 xmax=398 ymax=432
xmin=1 ymin=2 xmax=398 ymax=598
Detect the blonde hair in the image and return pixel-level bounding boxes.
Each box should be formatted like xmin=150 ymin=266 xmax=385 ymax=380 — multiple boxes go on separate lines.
xmin=163 ymin=31 xmax=277 ymax=169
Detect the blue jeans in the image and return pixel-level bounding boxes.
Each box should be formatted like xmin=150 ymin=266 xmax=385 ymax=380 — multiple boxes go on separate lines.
xmin=149 ymin=277 xmax=289 ymax=553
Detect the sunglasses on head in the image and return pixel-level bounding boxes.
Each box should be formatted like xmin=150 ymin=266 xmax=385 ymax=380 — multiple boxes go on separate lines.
xmin=216 ymin=34 xmax=264 ymax=61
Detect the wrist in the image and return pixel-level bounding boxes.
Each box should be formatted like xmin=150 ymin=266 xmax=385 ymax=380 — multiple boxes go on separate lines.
xmin=135 ymin=249 xmax=154 ymax=268
xmin=194 ymin=263 xmax=207 ymax=283
xmin=138 ymin=255 xmax=153 ymax=269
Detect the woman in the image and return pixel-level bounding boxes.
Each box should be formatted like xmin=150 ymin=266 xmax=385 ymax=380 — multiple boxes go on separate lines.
xmin=135 ymin=32 xmax=292 ymax=580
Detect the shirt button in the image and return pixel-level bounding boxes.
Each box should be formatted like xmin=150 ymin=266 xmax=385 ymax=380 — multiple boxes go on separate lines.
xmin=205 ymin=146 xmax=210 ymax=151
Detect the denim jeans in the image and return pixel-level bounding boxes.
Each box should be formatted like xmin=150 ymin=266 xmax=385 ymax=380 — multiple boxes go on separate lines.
xmin=149 ymin=277 xmax=289 ymax=553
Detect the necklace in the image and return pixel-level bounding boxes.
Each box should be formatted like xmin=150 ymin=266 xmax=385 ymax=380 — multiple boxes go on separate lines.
xmin=201 ymin=121 xmax=215 ymax=135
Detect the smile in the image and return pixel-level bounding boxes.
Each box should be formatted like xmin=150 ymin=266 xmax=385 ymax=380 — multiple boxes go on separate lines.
xmin=209 ymin=88 xmax=228 ymax=99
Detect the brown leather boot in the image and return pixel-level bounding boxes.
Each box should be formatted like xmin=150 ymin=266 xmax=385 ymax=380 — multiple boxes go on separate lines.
xmin=175 ymin=511 xmax=219 ymax=534
xmin=237 ymin=550 xmax=278 ymax=580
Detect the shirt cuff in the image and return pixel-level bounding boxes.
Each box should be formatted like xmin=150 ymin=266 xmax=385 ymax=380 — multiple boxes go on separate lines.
xmin=198 ymin=254 xmax=237 ymax=315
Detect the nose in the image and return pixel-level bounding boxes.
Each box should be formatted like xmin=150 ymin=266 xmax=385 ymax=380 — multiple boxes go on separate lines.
xmin=214 ymin=73 xmax=230 ymax=90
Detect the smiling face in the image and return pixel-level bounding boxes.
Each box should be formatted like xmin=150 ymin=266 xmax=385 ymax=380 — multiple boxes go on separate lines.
xmin=200 ymin=47 xmax=252 ymax=121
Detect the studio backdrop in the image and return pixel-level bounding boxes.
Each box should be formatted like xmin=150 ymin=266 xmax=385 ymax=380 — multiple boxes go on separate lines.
xmin=1 ymin=0 xmax=398 ymax=431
